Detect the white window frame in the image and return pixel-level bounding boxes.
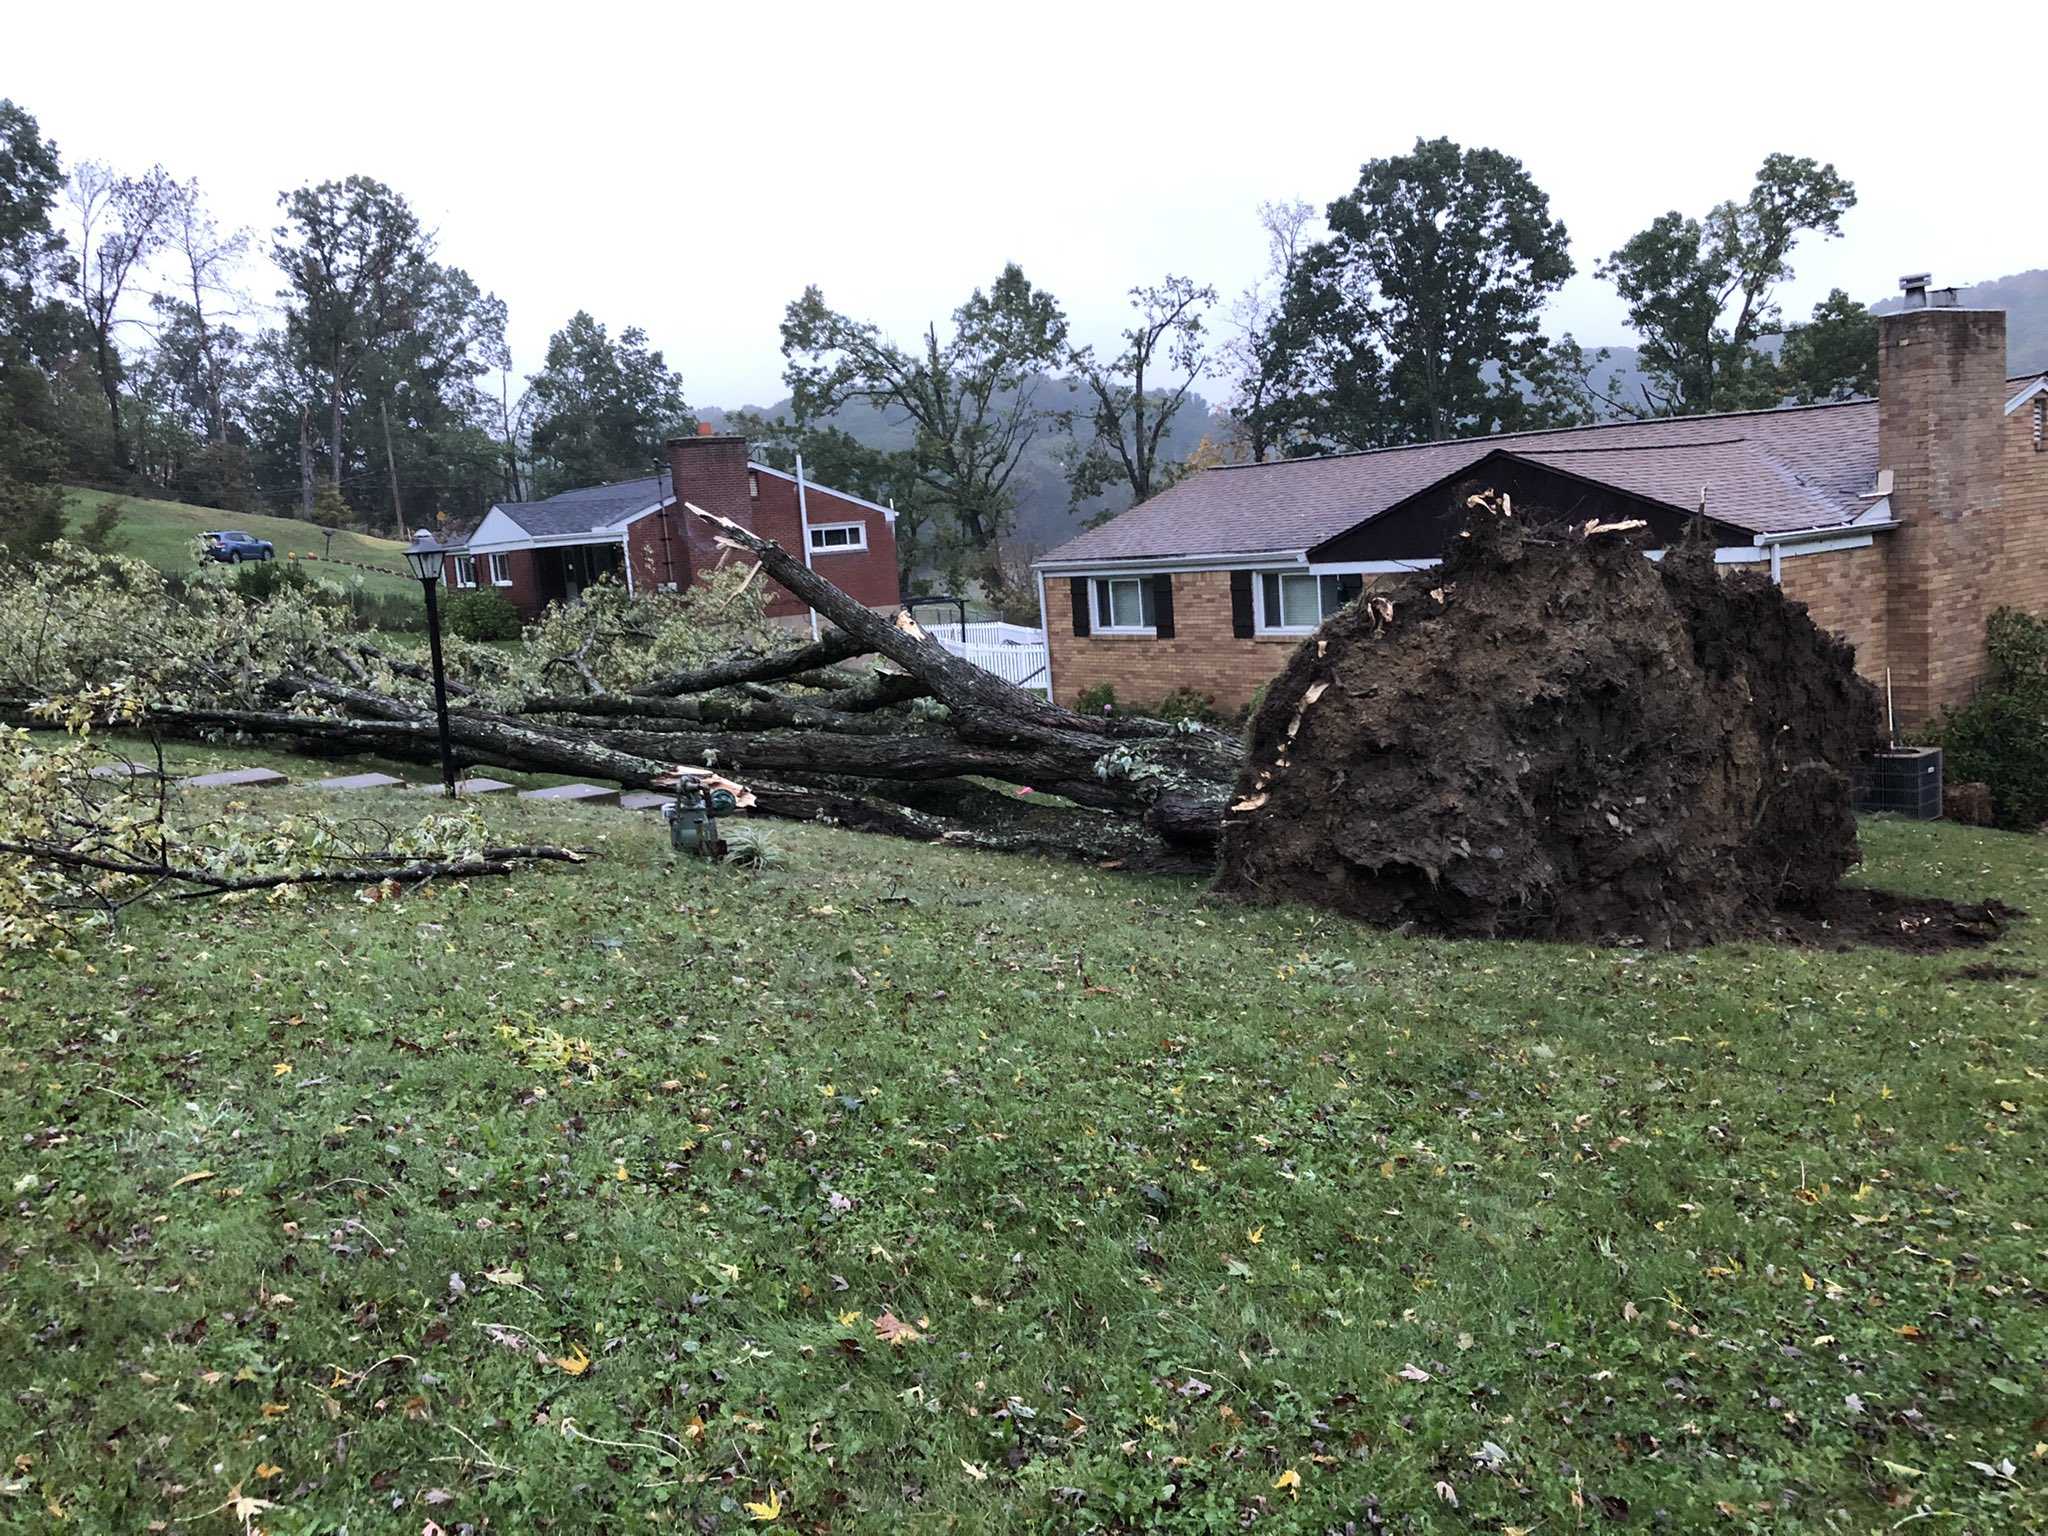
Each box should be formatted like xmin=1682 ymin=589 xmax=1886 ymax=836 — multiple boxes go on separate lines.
xmin=1254 ymin=570 xmax=1344 ymax=635
xmin=1090 ymin=575 xmax=1156 ymax=634
xmin=487 ymin=552 xmax=512 ymax=587
xmin=451 ymin=554 xmax=476 ymax=588
xmin=809 ymin=521 xmax=867 ymax=553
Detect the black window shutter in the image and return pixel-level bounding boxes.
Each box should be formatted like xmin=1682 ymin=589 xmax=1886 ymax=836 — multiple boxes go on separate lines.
xmin=1069 ymin=577 xmax=1091 ymax=637
xmin=1151 ymin=574 xmax=1175 ymax=639
xmin=1230 ymin=570 xmax=1254 ymax=639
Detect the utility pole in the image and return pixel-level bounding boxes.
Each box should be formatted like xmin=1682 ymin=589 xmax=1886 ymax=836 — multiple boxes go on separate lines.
xmin=382 ymin=398 xmax=405 ymax=538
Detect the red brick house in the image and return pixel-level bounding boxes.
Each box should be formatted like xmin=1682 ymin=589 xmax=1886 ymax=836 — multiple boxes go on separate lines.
xmin=441 ymin=430 xmax=901 ymax=624
xmin=1036 ymin=299 xmax=2048 ymax=730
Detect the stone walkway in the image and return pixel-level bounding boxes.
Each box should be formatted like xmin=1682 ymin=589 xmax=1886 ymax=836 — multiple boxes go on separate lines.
xmin=163 ymin=764 xmax=667 ymax=812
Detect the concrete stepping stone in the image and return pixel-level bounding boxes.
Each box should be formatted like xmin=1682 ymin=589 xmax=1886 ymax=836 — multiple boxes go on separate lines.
xmin=518 ymin=783 xmax=621 ymax=807
xmin=314 ymin=772 xmax=409 ymax=791
xmin=90 ymin=761 xmax=162 ymax=780
xmin=410 ymin=777 xmax=516 ymax=797
xmin=618 ymin=791 xmax=670 ymax=812
xmin=180 ymin=767 xmax=289 ymax=790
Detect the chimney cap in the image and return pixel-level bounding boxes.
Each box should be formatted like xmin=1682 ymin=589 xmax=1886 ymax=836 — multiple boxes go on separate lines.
xmin=1899 ymin=272 xmax=1932 ymax=291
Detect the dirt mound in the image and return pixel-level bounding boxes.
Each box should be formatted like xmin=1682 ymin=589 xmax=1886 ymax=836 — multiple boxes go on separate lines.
xmin=1213 ymin=499 xmax=1884 ymax=946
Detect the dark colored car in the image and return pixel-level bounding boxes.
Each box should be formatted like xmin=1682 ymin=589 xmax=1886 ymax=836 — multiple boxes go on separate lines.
xmin=201 ymin=529 xmax=274 ymax=564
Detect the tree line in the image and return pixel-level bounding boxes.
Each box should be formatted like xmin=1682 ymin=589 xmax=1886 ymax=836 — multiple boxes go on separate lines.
xmin=1 ymin=97 xmax=1877 ymax=591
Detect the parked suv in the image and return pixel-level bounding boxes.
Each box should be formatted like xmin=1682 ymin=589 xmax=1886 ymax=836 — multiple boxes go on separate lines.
xmin=201 ymin=529 xmax=275 ymax=564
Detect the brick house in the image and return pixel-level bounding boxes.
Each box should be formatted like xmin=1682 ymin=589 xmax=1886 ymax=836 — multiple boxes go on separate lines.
xmin=441 ymin=429 xmax=901 ymax=624
xmin=1036 ymin=298 xmax=2048 ymax=730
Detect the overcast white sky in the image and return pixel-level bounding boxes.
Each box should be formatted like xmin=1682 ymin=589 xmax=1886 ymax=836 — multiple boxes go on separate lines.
xmin=13 ymin=2 xmax=2043 ymax=408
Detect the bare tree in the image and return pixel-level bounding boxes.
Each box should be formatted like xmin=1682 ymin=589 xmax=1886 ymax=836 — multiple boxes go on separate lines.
xmin=159 ymin=180 xmax=248 ymax=445
xmin=1221 ymin=199 xmax=1318 ymax=462
xmin=68 ymin=161 xmax=179 ymax=469
xmin=1065 ymin=275 xmax=1217 ymax=508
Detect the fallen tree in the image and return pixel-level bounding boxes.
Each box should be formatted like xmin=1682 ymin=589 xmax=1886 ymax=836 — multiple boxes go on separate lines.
xmin=0 ymin=537 xmax=1246 ymax=870
xmin=0 ymin=724 xmax=586 ymax=953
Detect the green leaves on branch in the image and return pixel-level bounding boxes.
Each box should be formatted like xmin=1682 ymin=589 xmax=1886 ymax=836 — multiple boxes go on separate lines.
xmin=525 ymin=311 xmax=691 ymax=497
xmin=1261 ymin=137 xmax=1578 ymax=454
xmin=1599 ymin=154 xmax=1857 ymax=415
xmin=780 ymin=264 xmax=1069 ymax=576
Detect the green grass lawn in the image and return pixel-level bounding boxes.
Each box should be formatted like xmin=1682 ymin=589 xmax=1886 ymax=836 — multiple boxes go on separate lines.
xmin=3 ymin=750 xmax=2045 ymax=1532
xmin=62 ymin=486 xmax=418 ymax=602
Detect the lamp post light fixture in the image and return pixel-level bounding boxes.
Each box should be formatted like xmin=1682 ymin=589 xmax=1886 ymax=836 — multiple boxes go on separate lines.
xmin=404 ymin=531 xmax=460 ymax=798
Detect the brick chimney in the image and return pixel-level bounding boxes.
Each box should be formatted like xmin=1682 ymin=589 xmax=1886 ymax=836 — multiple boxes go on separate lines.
xmin=666 ymin=431 xmax=753 ymax=587
xmin=1878 ymin=292 xmax=2006 ymax=728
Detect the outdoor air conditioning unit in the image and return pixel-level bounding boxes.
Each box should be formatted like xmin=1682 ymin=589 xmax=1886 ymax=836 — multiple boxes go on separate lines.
xmin=1853 ymin=746 xmax=1943 ymax=820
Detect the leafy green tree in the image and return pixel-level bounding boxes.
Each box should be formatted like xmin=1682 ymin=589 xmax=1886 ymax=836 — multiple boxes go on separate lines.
xmin=273 ymin=176 xmax=434 ymax=504
xmin=0 ymin=100 xmax=75 ymax=556
xmin=781 ymin=265 xmax=1069 ymax=576
xmin=310 ymin=479 xmax=351 ymax=528
xmin=525 ymin=311 xmax=690 ymax=496
xmin=1600 ymin=154 xmax=1856 ymax=415
xmin=1273 ymin=137 xmax=1575 ymax=449
xmin=0 ymin=99 xmax=76 ymax=369
xmin=1779 ymin=288 xmax=1878 ymax=403
xmin=1066 ymin=275 xmax=1216 ymax=508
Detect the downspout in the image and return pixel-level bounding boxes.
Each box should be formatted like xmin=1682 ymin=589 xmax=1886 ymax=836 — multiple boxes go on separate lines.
xmin=1770 ymin=543 xmax=1782 ymax=585
xmin=656 ymin=462 xmax=677 ymax=591
xmin=795 ymin=451 xmax=821 ymax=641
xmin=1035 ymin=566 xmax=1055 ymax=703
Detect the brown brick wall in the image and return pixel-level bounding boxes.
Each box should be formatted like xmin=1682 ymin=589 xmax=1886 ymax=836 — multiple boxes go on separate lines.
xmin=1775 ymin=544 xmax=1890 ymax=681
xmin=1998 ymin=395 xmax=2048 ymax=621
xmin=1045 ymin=572 xmax=1345 ymax=714
xmin=1879 ymin=308 xmax=2008 ymax=727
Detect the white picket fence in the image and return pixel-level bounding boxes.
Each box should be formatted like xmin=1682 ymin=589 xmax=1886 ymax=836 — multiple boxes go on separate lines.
xmin=924 ymin=621 xmax=1051 ymax=697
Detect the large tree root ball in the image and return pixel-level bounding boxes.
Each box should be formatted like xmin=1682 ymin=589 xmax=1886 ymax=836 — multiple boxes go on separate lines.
xmin=1213 ymin=501 xmax=1882 ymax=946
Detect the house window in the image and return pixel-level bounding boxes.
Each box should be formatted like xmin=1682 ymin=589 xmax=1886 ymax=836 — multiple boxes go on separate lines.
xmin=2034 ymin=396 xmax=2045 ymax=452
xmin=488 ymin=552 xmax=512 ymax=586
xmin=809 ymin=522 xmax=866 ymax=553
xmin=1092 ymin=575 xmax=1157 ymax=632
xmin=749 ymin=471 xmax=760 ymax=498
xmin=1256 ymin=571 xmax=1350 ymax=633
xmin=451 ymin=554 xmax=476 ymax=588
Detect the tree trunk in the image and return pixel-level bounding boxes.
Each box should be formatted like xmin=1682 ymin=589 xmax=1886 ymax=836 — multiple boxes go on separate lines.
xmin=329 ymin=351 xmax=345 ymax=490
xmin=95 ymin=327 xmax=129 ymax=472
xmin=298 ymin=406 xmax=315 ymax=517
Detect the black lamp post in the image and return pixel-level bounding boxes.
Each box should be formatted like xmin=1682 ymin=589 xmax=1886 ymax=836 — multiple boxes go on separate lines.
xmin=404 ymin=531 xmax=459 ymax=798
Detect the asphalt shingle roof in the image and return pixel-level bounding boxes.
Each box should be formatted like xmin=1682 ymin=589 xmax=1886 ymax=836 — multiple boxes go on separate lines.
xmin=494 ymin=475 xmax=669 ymax=538
xmin=1038 ymin=400 xmax=1884 ymax=565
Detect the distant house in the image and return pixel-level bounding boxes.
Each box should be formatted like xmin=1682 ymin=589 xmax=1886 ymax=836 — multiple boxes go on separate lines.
xmin=441 ymin=429 xmax=901 ymax=623
xmin=1035 ymin=296 xmax=2048 ymax=729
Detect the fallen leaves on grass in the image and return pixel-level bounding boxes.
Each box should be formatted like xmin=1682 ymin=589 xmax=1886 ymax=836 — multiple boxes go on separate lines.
xmin=743 ymin=1487 xmax=783 ymax=1522
xmin=553 ymin=1345 xmax=591 ymax=1376
xmin=169 ymin=1169 xmax=215 ymax=1189
xmin=1271 ymin=1468 xmax=1301 ymax=1498
xmin=873 ymin=1310 xmax=921 ymax=1345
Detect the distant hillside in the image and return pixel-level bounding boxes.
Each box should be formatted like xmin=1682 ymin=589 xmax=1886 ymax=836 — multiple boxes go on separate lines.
xmin=701 ymin=384 xmax=1225 ymax=558
xmin=1871 ymin=268 xmax=2048 ymax=374
xmin=1584 ymin=269 xmax=2048 ymax=413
